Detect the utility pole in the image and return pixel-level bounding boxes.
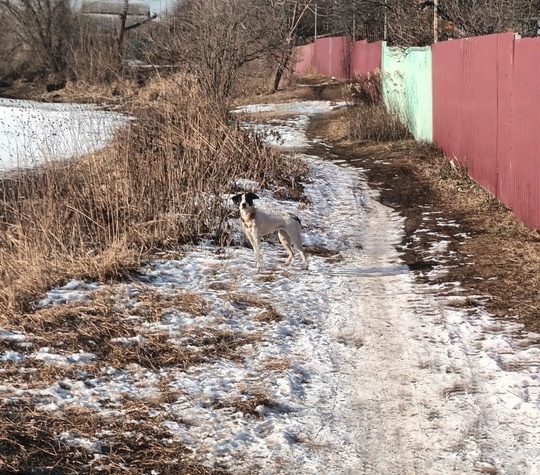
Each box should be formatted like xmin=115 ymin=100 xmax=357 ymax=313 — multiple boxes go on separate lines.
xmin=383 ymin=0 xmax=387 ymax=41
xmin=314 ymin=2 xmax=317 ymax=40
xmin=117 ymin=0 xmax=129 ymax=51
xmin=433 ymin=0 xmax=439 ymax=43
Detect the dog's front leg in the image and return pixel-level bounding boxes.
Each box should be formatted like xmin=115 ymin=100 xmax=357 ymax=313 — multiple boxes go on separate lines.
xmin=251 ymin=229 xmax=263 ymax=268
xmin=245 ymin=228 xmax=262 ymax=268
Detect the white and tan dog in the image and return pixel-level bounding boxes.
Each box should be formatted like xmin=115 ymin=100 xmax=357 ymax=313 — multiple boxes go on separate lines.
xmin=232 ymin=192 xmax=308 ymax=269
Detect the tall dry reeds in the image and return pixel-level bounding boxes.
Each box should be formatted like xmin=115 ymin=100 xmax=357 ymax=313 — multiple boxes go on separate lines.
xmin=347 ymin=70 xmax=412 ymax=142
xmin=0 ymin=74 xmax=306 ymax=316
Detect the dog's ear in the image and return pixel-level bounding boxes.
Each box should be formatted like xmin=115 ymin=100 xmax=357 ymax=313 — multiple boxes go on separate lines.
xmin=231 ymin=193 xmax=243 ymax=205
xmin=246 ymin=192 xmax=260 ymax=201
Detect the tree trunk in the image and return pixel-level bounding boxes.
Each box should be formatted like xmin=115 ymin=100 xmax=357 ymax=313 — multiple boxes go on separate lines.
xmin=271 ymin=39 xmax=294 ymax=93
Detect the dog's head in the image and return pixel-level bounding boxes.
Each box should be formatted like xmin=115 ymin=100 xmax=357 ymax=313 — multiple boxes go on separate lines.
xmin=232 ymin=192 xmax=259 ymax=211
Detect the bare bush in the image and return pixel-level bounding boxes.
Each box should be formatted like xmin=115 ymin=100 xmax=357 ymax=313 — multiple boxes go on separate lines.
xmin=0 ymin=0 xmax=74 ymax=77
xmin=68 ymin=21 xmax=122 ymax=84
xmin=347 ymin=70 xmax=411 ymax=142
xmin=0 ymin=74 xmax=306 ymax=314
xmin=144 ymin=0 xmax=273 ymax=101
xmin=347 ymin=99 xmax=412 ymax=142
xmin=348 ymin=69 xmax=383 ymax=105
xmin=143 ymin=0 xmax=315 ymax=98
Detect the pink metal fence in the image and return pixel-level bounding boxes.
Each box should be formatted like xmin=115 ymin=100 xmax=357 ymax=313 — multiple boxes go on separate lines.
xmin=293 ymin=42 xmax=316 ymax=76
xmin=312 ymin=37 xmax=350 ymax=79
xmin=295 ymin=32 xmax=540 ymax=230
xmin=433 ymin=33 xmax=540 ymax=229
xmin=350 ymin=40 xmax=382 ymax=77
xmin=293 ymin=37 xmax=382 ymax=80
xmin=498 ymin=37 xmax=540 ymax=229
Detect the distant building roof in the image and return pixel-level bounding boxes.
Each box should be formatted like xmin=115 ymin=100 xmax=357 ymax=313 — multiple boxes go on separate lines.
xmin=80 ymin=1 xmax=150 ymax=16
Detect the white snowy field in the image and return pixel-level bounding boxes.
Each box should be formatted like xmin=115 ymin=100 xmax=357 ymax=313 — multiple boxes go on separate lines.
xmin=0 ymin=100 xmax=539 ymax=474
xmin=0 ymin=97 xmax=127 ymax=171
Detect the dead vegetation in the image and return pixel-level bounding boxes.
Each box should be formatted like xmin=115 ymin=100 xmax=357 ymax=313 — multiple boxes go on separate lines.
xmin=2 ymin=73 xmax=539 ymax=473
xmin=0 ymin=67 xmax=313 ymax=473
xmin=0 ymin=275 xmax=276 ymax=473
xmin=0 ymin=400 xmax=224 ymax=474
xmin=0 ymin=74 xmax=308 ymax=317
xmin=211 ymin=388 xmax=280 ymax=417
xmin=227 ymin=293 xmax=283 ymax=323
xmin=346 ymin=71 xmax=412 ymax=142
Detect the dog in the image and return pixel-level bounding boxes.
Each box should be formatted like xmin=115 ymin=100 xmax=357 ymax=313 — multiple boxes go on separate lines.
xmin=232 ymin=192 xmax=308 ymax=269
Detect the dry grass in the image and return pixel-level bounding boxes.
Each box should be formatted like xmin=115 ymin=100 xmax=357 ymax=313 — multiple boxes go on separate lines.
xmin=212 ymin=389 xmax=280 ymax=418
xmin=127 ymin=287 xmax=210 ymax=320
xmin=0 ymin=73 xmax=308 ymax=318
xmin=345 ymin=72 xmax=412 ymax=142
xmin=346 ymin=100 xmax=412 ymax=142
xmin=0 ymin=285 xmax=261 ymax=372
xmin=0 ymin=400 xmax=224 ymax=474
xmin=261 ymin=357 xmax=291 ymax=371
xmin=348 ymin=70 xmax=383 ymax=105
xmin=0 ymin=281 xmax=270 ymax=472
xmin=226 ymin=293 xmax=283 ymax=323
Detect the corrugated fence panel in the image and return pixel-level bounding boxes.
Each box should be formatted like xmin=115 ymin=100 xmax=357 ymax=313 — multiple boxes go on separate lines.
xmin=350 ymin=40 xmax=383 ymax=77
xmin=293 ymin=43 xmax=315 ymax=76
xmin=501 ymin=37 xmax=540 ymax=228
xmin=461 ymin=34 xmax=500 ymax=196
xmin=433 ymin=32 xmax=540 ymax=228
xmin=496 ymin=34 xmax=517 ymax=219
xmin=432 ymin=34 xmax=510 ymax=197
xmin=312 ymin=37 xmax=350 ymax=80
xmin=382 ymin=44 xmax=432 ymax=141
xmin=294 ymin=37 xmax=381 ymax=80
xmin=432 ymin=39 xmax=466 ymax=160
xmin=312 ymin=37 xmax=330 ymax=77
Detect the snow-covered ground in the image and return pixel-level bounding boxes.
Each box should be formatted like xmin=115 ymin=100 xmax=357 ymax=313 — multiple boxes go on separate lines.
xmin=1 ymin=100 xmax=539 ymax=474
xmin=0 ymin=98 xmax=126 ymax=171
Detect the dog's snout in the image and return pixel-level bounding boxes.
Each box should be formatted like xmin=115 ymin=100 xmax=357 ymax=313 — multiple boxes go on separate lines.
xmin=241 ymin=203 xmax=248 ymax=208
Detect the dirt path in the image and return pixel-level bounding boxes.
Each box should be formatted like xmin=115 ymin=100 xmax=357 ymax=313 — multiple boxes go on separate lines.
xmin=297 ymin=81 xmax=540 ymax=336
xmin=286 ymin=91 xmax=540 ymax=474
xmin=298 ymin=158 xmax=497 ymax=474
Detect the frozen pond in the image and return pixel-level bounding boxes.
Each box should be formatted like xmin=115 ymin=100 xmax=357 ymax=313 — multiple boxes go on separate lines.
xmin=0 ymin=98 xmax=127 ymax=171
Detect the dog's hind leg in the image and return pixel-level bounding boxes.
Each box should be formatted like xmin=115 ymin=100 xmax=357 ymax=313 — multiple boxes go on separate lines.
xmin=278 ymin=230 xmax=295 ymax=265
xmin=295 ymin=242 xmax=308 ymax=269
xmin=288 ymin=227 xmax=308 ymax=269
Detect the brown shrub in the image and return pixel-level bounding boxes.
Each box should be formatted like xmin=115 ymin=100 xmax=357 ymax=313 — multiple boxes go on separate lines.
xmin=0 ymin=73 xmax=307 ymax=316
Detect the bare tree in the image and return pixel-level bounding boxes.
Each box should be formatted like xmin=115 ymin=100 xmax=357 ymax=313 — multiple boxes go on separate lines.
xmin=145 ymin=0 xmax=272 ymax=102
xmin=0 ymin=0 xmax=73 ymax=75
xmin=385 ymin=0 xmax=540 ymax=45
xmin=294 ymin=0 xmax=540 ymax=45
xmin=433 ymin=0 xmax=539 ymax=38
xmin=268 ymin=0 xmax=313 ymax=93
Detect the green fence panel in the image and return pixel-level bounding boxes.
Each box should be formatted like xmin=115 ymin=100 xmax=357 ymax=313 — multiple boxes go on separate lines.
xmin=382 ymin=44 xmax=433 ymax=142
